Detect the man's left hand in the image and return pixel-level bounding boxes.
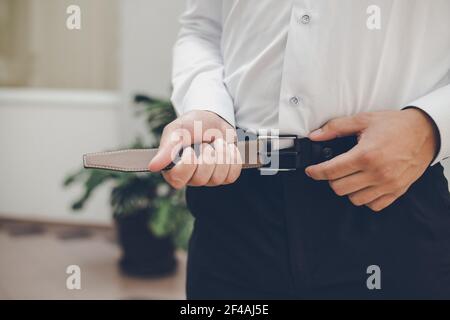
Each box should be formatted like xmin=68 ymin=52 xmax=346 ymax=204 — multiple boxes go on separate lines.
xmin=305 ymin=109 xmax=439 ymax=212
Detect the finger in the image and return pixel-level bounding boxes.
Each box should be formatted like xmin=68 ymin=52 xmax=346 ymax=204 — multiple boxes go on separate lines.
xmin=305 ymin=146 xmax=362 ymax=181
xmin=188 ymin=143 xmax=216 ymax=186
xmin=348 ymin=186 xmax=387 ymax=207
xmin=207 ymin=139 xmax=230 ymax=186
xmin=366 ymin=194 xmax=399 ymax=212
xmin=329 ymin=172 xmax=376 ymax=196
xmin=149 ymin=121 xmax=190 ymax=172
xmin=162 ymin=147 xmax=197 ymax=189
xmin=309 ymin=114 xmax=369 ymax=141
xmin=225 ymin=144 xmax=243 ymax=184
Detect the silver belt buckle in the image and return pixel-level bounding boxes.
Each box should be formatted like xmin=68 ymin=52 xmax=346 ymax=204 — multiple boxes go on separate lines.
xmin=257 ymin=135 xmax=299 ymax=174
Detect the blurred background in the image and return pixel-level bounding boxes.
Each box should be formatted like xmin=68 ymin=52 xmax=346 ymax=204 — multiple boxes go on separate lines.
xmin=0 ymin=0 xmax=190 ymax=299
xmin=0 ymin=0 xmax=449 ymax=300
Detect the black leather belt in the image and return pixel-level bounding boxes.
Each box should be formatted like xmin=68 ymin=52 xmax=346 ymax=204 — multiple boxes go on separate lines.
xmin=260 ymin=135 xmax=358 ymax=172
xmin=83 ymin=136 xmax=358 ymax=173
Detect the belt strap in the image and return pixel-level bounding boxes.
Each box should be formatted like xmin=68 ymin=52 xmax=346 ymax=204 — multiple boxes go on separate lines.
xmin=84 ymin=140 xmax=263 ymax=172
xmin=83 ymin=136 xmax=358 ymax=173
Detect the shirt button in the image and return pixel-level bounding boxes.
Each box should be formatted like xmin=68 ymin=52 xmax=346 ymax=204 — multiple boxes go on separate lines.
xmin=300 ymin=14 xmax=311 ymax=25
xmin=289 ymin=96 xmax=301 ymax=106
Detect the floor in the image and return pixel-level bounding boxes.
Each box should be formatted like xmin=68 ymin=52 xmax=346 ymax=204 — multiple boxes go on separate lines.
xmin=0 ymin=220 xmax=186 ymax=300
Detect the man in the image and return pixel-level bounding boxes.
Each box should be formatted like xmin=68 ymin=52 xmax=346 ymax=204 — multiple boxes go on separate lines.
xmin=149 ymin=0 xmax=450 ymax=299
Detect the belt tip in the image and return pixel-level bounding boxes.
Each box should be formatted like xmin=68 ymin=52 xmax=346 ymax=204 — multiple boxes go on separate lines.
xmin=83 ymin=154 xmax=90 ymax=169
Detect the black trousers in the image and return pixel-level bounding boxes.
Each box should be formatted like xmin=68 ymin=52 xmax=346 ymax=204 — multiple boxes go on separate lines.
xmin=185 ymin=153 xmax=450 ymax=299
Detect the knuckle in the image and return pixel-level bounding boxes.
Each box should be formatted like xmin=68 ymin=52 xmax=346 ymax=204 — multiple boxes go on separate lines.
xmin=375 ymin=166 xmax=393 ymax=181
xmin=324 ymin=121 xmax=336 ymax=132
xmin=179 ymin=117 xmax=194 ymax=131
xmin=321 ymin=165 xmax=335 ymax=179
xmin=355 ymin=112 xmax=372 ymax=126
xmin=359 ymin=149 xmax=377 ymax=166
xmin=323 ymin=168 xmax=333 ymax=180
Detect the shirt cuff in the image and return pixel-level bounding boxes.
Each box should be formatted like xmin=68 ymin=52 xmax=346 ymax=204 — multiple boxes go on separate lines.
xmin=405 ymin=85 xmax=450 ymax=166
xmin=179 ymin=73 xmax=236 ymax=128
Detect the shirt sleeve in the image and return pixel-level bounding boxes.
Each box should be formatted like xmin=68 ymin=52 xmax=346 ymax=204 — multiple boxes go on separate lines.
xmin=171 ymin=0 xmax=235 ymax=127
xmin=406 ymin=84 xmax=450 ymax=166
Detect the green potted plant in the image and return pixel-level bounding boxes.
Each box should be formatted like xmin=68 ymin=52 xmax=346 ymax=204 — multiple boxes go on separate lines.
xmin=64 ymin=95 xmax=193 ymax=277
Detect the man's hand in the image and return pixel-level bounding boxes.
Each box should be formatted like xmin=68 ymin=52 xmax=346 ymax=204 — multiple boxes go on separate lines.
xmin=305 ymin=109 xmax=439 ymax=212
xmin=148 ymin=110 xmax=242 ymax=189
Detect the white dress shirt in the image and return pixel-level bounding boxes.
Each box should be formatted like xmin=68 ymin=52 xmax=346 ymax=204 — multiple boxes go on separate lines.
xmin=171 ymin=0 xmax=450 ymax=164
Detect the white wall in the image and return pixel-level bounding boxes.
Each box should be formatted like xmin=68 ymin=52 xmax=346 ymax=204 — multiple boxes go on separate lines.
xmin=0 ymin=89 xmax=120 ymax=225
xmin=0 ymin=1 xmax=185 ymax=225
xmin=118 ymin=0 xmax=184 ymax=145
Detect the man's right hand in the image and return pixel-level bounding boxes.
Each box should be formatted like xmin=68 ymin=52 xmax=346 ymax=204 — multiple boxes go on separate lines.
xmin=148 ymin=110 xmax=242 ymax=189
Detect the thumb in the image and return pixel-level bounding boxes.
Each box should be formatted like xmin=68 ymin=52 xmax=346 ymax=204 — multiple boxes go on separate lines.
xmin=148 ymin=145 xmax=177 ymax=173
xmin=148 ymin=125 xmax=186 ymax=172
xmin=309 ymin=115 xmax=368 ymax=141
